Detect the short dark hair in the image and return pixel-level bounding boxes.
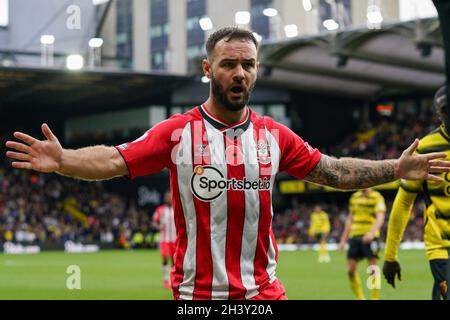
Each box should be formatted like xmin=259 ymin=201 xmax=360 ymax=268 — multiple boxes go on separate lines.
xmin=205 ymin=27 xmax=258 ymax=59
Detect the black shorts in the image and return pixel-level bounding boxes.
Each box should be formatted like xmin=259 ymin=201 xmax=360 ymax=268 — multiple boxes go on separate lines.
xmin=314 ymin=233 xmax=327 ymax=242
xmin=429 ymin=257 xmax=450 ymax=300
xmin=347 ymin=237 xmax=380 ymax=261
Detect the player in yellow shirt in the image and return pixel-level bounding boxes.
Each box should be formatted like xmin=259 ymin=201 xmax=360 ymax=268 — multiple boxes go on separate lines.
xmin=309 ymin=205 xmax=331 ymax=263
xmin=383 ymin=86 xmax=450 ymax=300
xmin=339 ymin=188 xmax=386 ymax=300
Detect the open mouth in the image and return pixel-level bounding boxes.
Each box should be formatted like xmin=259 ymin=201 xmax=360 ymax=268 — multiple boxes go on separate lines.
xmin=230 ymin=86 xmax=244 ymax=94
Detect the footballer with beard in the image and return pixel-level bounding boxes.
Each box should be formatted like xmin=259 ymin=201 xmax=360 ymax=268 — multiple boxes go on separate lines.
xmin=6 ymin=27 xmax=450 ymax=300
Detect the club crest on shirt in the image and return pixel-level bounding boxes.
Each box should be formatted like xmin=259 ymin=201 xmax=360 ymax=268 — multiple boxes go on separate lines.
xmin=257 ymin=140 xmax=271 ymax=165
xmin=118 ymin=143 xmax=129 ymax=151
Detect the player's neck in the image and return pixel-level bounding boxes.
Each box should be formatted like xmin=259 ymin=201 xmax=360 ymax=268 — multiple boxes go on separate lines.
xmin=203 ymin=98 xmax=247 ymax=125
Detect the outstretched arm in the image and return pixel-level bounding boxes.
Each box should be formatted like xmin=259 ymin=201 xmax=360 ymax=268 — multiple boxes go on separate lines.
xmin=5 ymin=123 xmax=128 ymax=180
xmin=305 ymin=139 xmax=449 ymax=190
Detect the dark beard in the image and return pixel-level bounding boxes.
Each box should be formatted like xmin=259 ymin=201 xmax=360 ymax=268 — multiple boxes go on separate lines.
xmin=211 ymin=74 xmax=254 ymax=112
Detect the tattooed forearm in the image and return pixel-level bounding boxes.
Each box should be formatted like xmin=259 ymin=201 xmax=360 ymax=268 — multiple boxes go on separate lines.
xmin=305 ymin=155 xmax=397 ymax=190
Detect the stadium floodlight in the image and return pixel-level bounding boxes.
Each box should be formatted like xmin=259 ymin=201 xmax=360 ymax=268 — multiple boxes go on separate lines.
xmin=284 ymin=24 xmax=298 ymax=38
xmin=367 ymin=5 xmax=383 ymax=27
xmin=1 ymin=59 xmax=13 ymax=67
xmin=235 ymin=11 xmax=251 ymax=25
xmin=323 ymin=19 xmax=339 ymax=31
xmin=40 ymin=35 xmax=55 ymax=67
xmin=302 ymin=0 xmax=313 ymax=12
xmin=66 ymin=54 xmax=84 ymax=70
xmin=201 ymin=76 xmax=210 ymax=84
xmin=40 ymin=35 xmax=55 ymax=45
xmin=92 ymin=0 xmax=109 ymax=5
xmin=88 ymin=38 xmax=103 ymax=68
xmin=253 ymin=32 xmax=263 ymax=42
xmin=199 ymin=17 xmax=213 ymax=31
xmin=88 ymin=38 xmax=104 ymax=48
xmin=263 ymin=8 xmax=278 ymax=17
xmin=0 ymin=0 xmax=9 ymax=27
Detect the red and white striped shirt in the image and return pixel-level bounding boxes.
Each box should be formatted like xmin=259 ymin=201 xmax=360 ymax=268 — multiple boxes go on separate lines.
xmin=152 ymin=204 xmax=176 ymax=243
xmin=116 ymin=105 xmax=321 ymax=300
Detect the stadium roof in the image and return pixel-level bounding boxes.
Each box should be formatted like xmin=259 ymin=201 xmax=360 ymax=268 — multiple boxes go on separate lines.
xmin=0 ymin=17 xmax=446 ymax=117
xmin=258 ymin=17 xmax=445 ymax=99
xmin=0 ymin=67 xmax=191 ymax=116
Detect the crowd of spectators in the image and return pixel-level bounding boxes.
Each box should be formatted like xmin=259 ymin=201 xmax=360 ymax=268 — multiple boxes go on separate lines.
xmin=326 ymin=101 xmax=440 ymax=160
xmin=273 ymin=101 xmax=440 ymax=244
xmin=272 ymin=198 xmax=425 ymax=245
xmin=0 ymin=163 xmax=157 ymax=248
xmin=0 ymin=101 xmax=442 ymax=247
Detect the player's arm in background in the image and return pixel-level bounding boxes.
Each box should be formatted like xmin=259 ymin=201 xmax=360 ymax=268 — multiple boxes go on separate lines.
xmin=362 ymin=212 xmax=384 ymax=244
xmin=308 ymin=215 xmax=315 ymax=240
xmin=363 ymin=196 xmax=386 ymax=244
xmin=5 ymin=124 xmax=127 ymax=180
xmin=339 ymin=213 xmax=353 ymax=252
xmin=383 ymin=180 xmax=420 ymax=288
xmin=324 ymin=213 xmax=331 ymax=236
xmin=152 ymin=208 xmax=161 ymax=231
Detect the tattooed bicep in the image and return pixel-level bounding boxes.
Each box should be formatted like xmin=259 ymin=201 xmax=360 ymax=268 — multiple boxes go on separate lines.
xmin=304 ymin=154 xmax=342 ymax=187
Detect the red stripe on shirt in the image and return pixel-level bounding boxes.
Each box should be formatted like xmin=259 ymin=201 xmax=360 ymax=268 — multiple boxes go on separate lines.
xmin=170 ymin=163 xmax=188 ymax=300
xmin=224 ymin=135 xmax=247 ymax=299
xmin=252 ymin=121 xmax=273 ymax=289
xmin=191 ymin=119 xmax=213 ymax=300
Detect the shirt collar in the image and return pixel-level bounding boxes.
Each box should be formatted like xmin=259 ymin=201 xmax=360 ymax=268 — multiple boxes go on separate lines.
xmin=198 ymin=104 xmax=251 ymax=134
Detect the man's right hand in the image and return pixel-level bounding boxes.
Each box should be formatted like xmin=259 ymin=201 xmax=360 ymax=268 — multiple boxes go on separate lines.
xmin=383 ymin=260 xmax=402 ymax=288
xmin=5 ymin=123 xmax=63 ymax=173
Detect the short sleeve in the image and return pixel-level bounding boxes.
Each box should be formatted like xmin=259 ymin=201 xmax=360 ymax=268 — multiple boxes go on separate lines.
xmin=115 ymin=116 xmax=184 ymax=179
xmin=270 ymin=119 xmax=322 ymax=180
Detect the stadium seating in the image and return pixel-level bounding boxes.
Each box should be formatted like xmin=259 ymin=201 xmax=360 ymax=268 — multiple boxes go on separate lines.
xmin=0 ymin=104 xmax=438 ymax=247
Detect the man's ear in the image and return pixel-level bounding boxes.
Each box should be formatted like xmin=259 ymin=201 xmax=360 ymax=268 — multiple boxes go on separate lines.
xmin=202 ymin=59 xmax=211 ymax=79
xmin=256 ymin=61 xmax=260 ymax=73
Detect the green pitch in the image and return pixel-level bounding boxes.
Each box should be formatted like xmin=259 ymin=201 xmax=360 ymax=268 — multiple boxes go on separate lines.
xmin=0 ymin=249 xmax=433 ymax=299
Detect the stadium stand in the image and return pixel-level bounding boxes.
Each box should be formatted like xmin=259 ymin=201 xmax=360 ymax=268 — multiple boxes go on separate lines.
xmin=273 ymin=100 xmax=439 ymax=245
xmin=0 ymin=160 xmax=156 ymax=248
xmin=0 ymin=99 xmax=438 ymax=248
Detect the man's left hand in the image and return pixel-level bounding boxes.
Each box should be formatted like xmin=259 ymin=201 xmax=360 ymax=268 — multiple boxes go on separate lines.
xmin=396 ymin=139 xmax=450 ymax=182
